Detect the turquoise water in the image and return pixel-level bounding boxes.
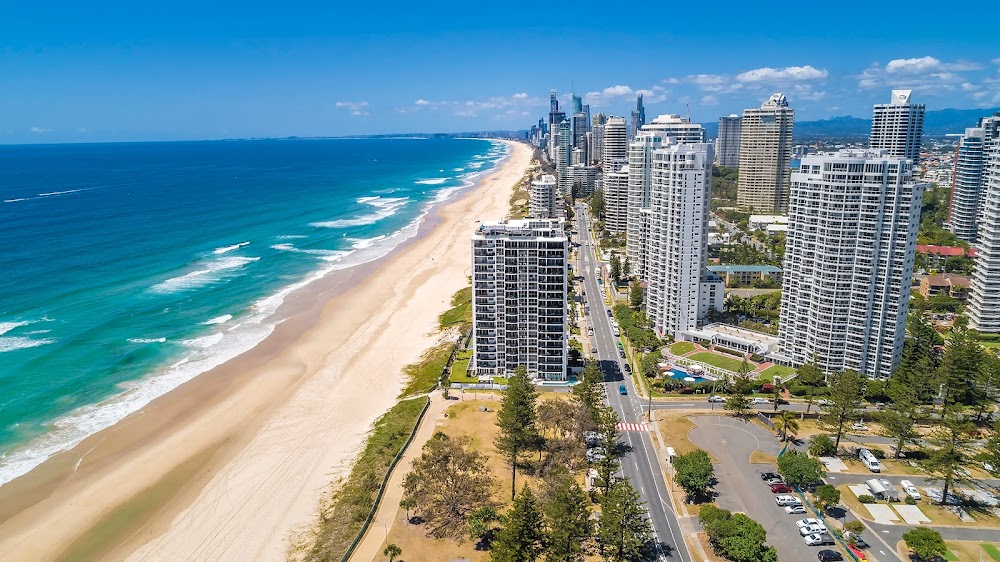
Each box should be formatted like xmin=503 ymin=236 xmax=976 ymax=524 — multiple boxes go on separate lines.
xmin=0 ymin=138 xmax=506 ymax=486
xmin=670 ymin=368 xmax=707 ymax=383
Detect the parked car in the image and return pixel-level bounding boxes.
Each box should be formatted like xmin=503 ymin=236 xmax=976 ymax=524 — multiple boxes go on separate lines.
xmin=607 ymin=309 xmax=613 ymax=317
xmin=752 ymin=397 xmax=770 ymax=404
xmin=799 ymin=524 xmax=829 ymax=536
xmin=586 ymin=449 xmax=606 ymax=463
xmin=760 ymin=472 xmax=781 ymax=481
xmin=784 ymin=504 xmax=807 ymax=514
xmin=591 ymin=346 xmax=598 ymax=354
xmin=707 ymin=395 xmax=725 ymax=403
xmin=817 ymin=399 xmax=833 ymax=406
xmin=795 ymin=518 xmax=824 ymax=529
xmin=618 ymin=350 xmax=626 ymax=359
xmin=817 ymin=549 xmax=844 ymax=561
xmin=900 ymin=479 xmax=921 ymax=501
xmin=852 ymin=422 xmax=870 ymax=431
xmin=770 ymin=483 xmax=792 ymax=493
xmin=804 ymin=533 xmax=835 ymax=546
xmin=775 ymin=495 xmax=801 ymax=506
xmin=619 ymin=385 xmax=627 ymax=395
xmin=623 ymin=364 xmax=631 ymax=373
xmin=765 ymin=477 xmax=784 ymax=486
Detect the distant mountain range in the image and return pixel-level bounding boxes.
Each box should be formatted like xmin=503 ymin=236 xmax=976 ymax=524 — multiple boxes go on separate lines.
xmin=701 ymin=107 xmax=1000 ymax=140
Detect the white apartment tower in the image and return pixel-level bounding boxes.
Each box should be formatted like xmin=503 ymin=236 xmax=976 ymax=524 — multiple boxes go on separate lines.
xmin=716 ymin=115 xmax=741 ymax=167
xmin=870 ymin=90 xmax=925 ymax=165
xmin=530 ymin=174 xmax=558 ymax=218
xmin=644 ymin=141 xmax=724 ymax=339
xmin=778 ymin=150 xmax=924 ymax=379
xmin=471 ymin=219 xmax=568 ymax=380
xmin=556 ymin=119 xmax=571 ymax=194
xmin=968 ymin=139 xmax=1000 ymax=333
xmin=602 ymin=117 xmax=628 ymax=173
xmin=592 ymin=112 xmax=607 ymax=165
xmin=738 ymin=93 xmax=794 ymax=213
xmin=948 ymin=114 xmax=1000 ymax=243
xmin=603 ymin=164 xmax=629 ymax=234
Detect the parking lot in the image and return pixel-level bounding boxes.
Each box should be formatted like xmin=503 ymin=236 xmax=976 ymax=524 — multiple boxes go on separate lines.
xmin=688 ymin=416 xmax=842 ymax=561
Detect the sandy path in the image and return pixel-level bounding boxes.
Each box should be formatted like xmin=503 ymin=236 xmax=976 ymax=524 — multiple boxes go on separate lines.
xmin=0 ymin=140 xmax=530 ymax=562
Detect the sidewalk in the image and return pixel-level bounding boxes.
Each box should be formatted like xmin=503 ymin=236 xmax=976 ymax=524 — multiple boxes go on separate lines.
xmin=348 ymin=391 xmax=451 ymax=562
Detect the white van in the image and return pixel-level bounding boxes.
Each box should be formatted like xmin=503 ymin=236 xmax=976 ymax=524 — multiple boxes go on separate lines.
xmin=859 ymin=448 xmax=881 ymax=473
xmin=900 ymin=479 xmax=921 ymax=501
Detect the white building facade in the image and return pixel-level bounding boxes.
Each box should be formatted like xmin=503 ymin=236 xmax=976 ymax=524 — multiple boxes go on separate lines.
xmin=530 ymin=174 xmax=558 ymax=218
xmin=869 ymin=90 xmax=925 ymax=165
xmin=968 ymin=138 xmax=1000 ymax=333
xmin=778 ymin=150 xmax=924 ymax=379
xmin=602 ymin=117 xmax=628 ymax=173
xmin=472 ymin=219 xmax=568 ymax=380
xmin=716 ymin=114 xmax=741 ymax=167
xmin=603 ymin=164 xmax=629 ymax=234
xmin=948 ymin=114 xmax=1000 ymax=243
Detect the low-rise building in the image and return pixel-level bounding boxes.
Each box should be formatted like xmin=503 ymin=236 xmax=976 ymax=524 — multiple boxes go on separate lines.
xmin=707 ymin=264 xmax=782 ymax=286
xmin=919 ymin=273 xmax=971 ymax=299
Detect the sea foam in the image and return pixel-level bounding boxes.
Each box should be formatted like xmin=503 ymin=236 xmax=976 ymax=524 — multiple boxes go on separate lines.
xmin=309 ymin=196 xmax=409 ymax=229
xmin=127 ymin=337 xmax=167 ymax=344
xmin=202 ymin=314 xmax=233 ymax=325
xmin=150 ymin=256 xmax=260 ymax=294
xmin=212 ymin=241 xmax=250 ymax=255
xmin=415 ymin=178 xmax=448 ymax=185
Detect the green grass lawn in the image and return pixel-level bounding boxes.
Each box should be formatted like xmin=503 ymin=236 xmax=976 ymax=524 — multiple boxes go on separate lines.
xmin=448 ymin=349 xmax=475 ymax=383
xmin=759 ymin=364 xmax=796 ymax=381
xmin=983 ymin=544 xmax=1000 ymax=561
xmin=669 ymin=341 xmax=696 ymax=355
xmin=688 ymin=351 xmax=748 ymax=372
xmin=438 ymin=287 xmax=472 ymax=330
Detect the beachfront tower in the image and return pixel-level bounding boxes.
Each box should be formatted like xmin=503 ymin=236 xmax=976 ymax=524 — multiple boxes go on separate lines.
xmin=737 ymin=93 xmax=794 ymax=213
xmin=556 ymin=119 xmax=571 ymax=194
xmin=716 ymin=115 xmax=742 ymax=168
xmin=968 ymin=138 xmax=1000 ymax=333
xmin=530 ymin=174 xmax=558 ymax=218
xmin=603 ymin=164 xmax=629 ymax=234
xmin=778 ymin=149 xmax=924 ymax=379
xmin=471 ymin=219 xmax=569 ymax=381
xmin=870 ymin=89 xmax=925 ymax=165
xmin=948 ymin=114 xmax=1000 ymax=244
xmin=602 ymin=117 xmax=628 ymax=173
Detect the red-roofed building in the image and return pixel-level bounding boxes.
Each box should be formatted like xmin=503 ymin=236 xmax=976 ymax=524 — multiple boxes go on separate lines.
xmin=916 ymin=245 xmax=976 ymax=270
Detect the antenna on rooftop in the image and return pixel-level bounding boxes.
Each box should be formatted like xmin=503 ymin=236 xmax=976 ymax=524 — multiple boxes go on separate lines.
xmin=686 ymin=103 xmax=690 ymax=119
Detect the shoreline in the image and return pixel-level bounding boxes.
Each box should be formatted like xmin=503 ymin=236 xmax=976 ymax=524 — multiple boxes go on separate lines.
xmin=0 ymin=139 xmax=532 ymax=561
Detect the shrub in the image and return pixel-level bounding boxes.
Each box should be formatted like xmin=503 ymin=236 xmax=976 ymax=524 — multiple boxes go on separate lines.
xmin=905 ymin=495 xmax=917 ymax=505
xmin=750 ymin=353 xmax=765 ymax=363
xmin=858 ymin=495 xmax=876 ymax=504
xmin=809 ymin=434 xmax=837 ymax=457
xmin=870 ymin=448 xmax=886 ymax=460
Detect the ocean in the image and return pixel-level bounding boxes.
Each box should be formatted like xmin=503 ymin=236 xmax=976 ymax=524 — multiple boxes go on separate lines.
xmin=0 ymin=137 xmax=507 ymax=486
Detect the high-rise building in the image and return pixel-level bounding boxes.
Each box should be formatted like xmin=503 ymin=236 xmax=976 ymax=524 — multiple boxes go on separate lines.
xmin=778 ymin=149 xmax=924 ymax=379
xmin=530 ymin=174 xmax=558 ymax=218
xmin=592 ymin=112 xmax=607 ymax=165
xmin=644 ymin=141 xmax=723 ymax=339
xmin=548 ymin=89 xmax=565 ymax=162
xmin=602 ymin=117 xmax=628 ymax=172
xmin=716 ymin=115 xmax=742 ymax=167
xmin=472 ymin=219 xmax=568 ymax=380
xmin=737 ymin=93 xmax=794 ymax=213
xmin=603 ymin=164 xmax=629 ymax=234
xmin=556 ymin=119 xmax=571 ymax=193
xmin=948 ymin=114 xmax=1000 ymax=243
xmin=870 ymin=90 xmax=925 ymax=165
xmin=583 ymin=104 xmax=591 ymax=132
xmin=572 ymin=112 xmax=588 ymax=152
xmin=630 ymin=94 xmax=646 ymax=140
xmin=968 ymin=139 xmax=1000 ymax=333
xmin=570 ymin=165 xmax=600 ymax=197
xmin=571 ymin=93 xmax=583 ymax=115
xmin=626 ymin=117 xmax=705 ymax=280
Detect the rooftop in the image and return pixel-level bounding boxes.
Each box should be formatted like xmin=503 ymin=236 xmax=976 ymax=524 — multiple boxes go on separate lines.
xmin=708 ymin=264 xmax=782 ymax=273
xmin=916 ymin=245 xmax=976 ymax=257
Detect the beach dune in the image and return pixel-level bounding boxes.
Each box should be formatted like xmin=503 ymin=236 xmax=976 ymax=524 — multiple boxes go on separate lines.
xmin=0 ymin=140 xmax=531 ymax=561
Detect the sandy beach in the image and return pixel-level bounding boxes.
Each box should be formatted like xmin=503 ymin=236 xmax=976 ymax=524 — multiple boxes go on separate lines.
xmin=0 ymin=139 xmax=531 ymax=561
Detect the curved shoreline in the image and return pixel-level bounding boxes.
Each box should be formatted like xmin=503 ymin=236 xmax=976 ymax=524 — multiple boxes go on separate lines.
xmin=0 ymin=139 xmax=531 ymax=561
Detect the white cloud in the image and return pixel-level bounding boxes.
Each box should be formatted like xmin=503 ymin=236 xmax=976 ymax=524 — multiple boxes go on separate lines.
xmin=512 ymin=92 xmax=529 ymax=99
xmin=415 ymin=99 xmax=430 ymax=105
xmin=29 ymin=127 xmax=53 ymax=133
xmin=689 ymin=74 xmax=724 ymax=86
xmin=701 ymin=95 xmax=718 ymax=106
xmin=993 ymin=58 xmax=1000 ymax=65
xmin=454 ymin=110 xmax=477 ymax=118
xmin=602 ymin=85 xmax=633 ymax=96
xmin=885 ymin=56 xmax=981 ymax=74
xmin=736 ymin=65 xmax=828 ymax=83
xmin=961 ymin=82 xmax=980 ymax=92
xmin=335 ymin=100 xmax=369 ymax=112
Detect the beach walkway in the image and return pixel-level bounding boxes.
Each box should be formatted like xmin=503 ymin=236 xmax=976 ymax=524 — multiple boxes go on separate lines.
xmin=349 ymin=390 xmax=451 ymax=562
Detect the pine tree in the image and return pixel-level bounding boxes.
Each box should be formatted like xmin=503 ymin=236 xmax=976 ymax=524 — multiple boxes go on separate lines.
xmin=490 ymin=486 xmax=545 ymax=562
xmin=925 ymin=409 xmax=976 ymax=506
xmin=495 ymin=366 xmax=541 ymax=500
xmin=598 ymin=479 xmax=652 ymax=562
xmin=541 ymin=470 xmax=593 ymax=561
xmin=819 ymin=369 xmax=865 ymax=450
xmin=594 ymin=405 xmax=622 ymax=496
xmin=795 ymin=358 xmax=824 ymax=415
xmin=724 ymin=359 xmax=754 ymax=420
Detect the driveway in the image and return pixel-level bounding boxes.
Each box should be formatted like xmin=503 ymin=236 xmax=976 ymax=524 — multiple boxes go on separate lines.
xmin=688 ymin=415 xmax=822 ymax=562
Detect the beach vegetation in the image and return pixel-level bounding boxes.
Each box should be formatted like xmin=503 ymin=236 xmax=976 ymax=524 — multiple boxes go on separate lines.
xmin=399 ymin=342 xmax=452 ymax=398
xmin=540 ymin=468 xmax=594 ymax=561
xmin=814 ymin=484 xmax=841 ymax=512
xmin=808 ymin=434 xmax=837 ymax=457
xmin=489 ymin=486 xmax=545 ymax=562
xmin=294 ymin=397 xmax=427 ymax=561
xmin=468 ymin=506 xmax=500 ymax=549
xmin=401 ymin=431 xmax=496 ymax=540
xmin=494 ymin=366 xmax=541 ymax=500
xmin=818 ymin=369 xmax=866 ymax=450
xmin=438 ymin=286 xmax=473 ymax=332
xmin=723 ymin=359 xmax=754 ymax=420
xmin=598 ymin=479 xmax=653 ymax=562
xmin=795 ymin=358 xmax=825 ymax=415
xmin=383 ymin=543 xmax=401 ymax=561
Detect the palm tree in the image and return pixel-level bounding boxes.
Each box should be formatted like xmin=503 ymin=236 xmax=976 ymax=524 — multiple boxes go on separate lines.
xmin=383 ymin=543 xmax=402 ymax=562
xmin=777 ymin=410 xmax=799 ymax=442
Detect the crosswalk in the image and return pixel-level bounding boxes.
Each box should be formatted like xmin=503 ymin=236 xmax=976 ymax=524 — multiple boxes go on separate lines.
xmin=616 ymin=422 xmax=648 ymax=432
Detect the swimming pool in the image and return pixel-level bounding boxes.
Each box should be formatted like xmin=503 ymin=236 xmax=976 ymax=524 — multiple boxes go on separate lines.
xmin=669 ymin=368 xmax=707 ymax=384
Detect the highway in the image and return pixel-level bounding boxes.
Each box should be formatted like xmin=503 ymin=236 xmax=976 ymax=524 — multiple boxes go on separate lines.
xmin=575 ymin=203 xmax=691 ymax=561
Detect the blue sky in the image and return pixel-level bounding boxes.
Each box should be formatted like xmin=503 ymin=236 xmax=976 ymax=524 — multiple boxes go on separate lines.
xmin=2 ymin=0 xmax=999 ymax=143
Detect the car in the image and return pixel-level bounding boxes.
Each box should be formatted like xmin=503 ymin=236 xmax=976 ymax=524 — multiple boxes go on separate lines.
xmin=752 ymin=397 xmax=770 ymax=404
xmin=619 ymin=350 xmax=626 ymax=359
xmin=760 ymin=472 xmax=781 ymax=481
xmin=804 ymin=533 xmax=835 ymax=546
xmin=612 ymin=328 xmax=620 ymax=337
xmin=799 ymin=524 xmax=829 ymax=536
xmin=852 ymin=422 xmax=869 ymax=431
xmin=843 ymin=531 xmax=869 ymax=549
xmin=616 ymin=341 xmax=624 ymax=349
xmin=784 ymin=504 xmax=807 ymax=514
xmin=586 ymin=449 xmax=606 ymax=463
xmin=775 ymin=495 xmax=801 ymax=507
xmin=817 ymin=549 xmax=844 ymax=561
xmin=900 ymin=479 xmax=921 ymax=501
xmin=607 ymin=309 xmax=613 ymax=317
xmin=707 ymin=395 xmax=725 ymax=403
xmin=619 ymin=385 xmax=627 ymax=395
xmin=817 ymin=399 xmax=833 ymax=406
xmin=623 ymin=364 xmax=631 ymax=373
xmin=770 ymin=483 xmax=792 ymax=493
xmin=795 ymin=518 xmax=823 ymax=529
xmin=765 ymin=477 xmax=783 ymax=486
xmin=591 ymin=346 xmax=597 ymax=354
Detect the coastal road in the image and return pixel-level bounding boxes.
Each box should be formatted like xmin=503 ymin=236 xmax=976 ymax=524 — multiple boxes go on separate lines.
xmin=576 ymin=204 xmax=691 ymax=562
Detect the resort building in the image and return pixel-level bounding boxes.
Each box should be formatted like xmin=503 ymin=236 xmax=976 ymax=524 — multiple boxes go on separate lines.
xmin=603 ymin=164 xmax=629 ymax=234
xmin=643 ymin=140 xmax=724 ymax=339
xmin=948 ymin=114 xmax=1000 ymax=243
xmin=707 ymin=264 xmax=782 ymax=287
xmin=602 ymin=117 xmax=628 ymax=173
xmin=778 ymin=149 xmax=924 ymax=379
xmin=869 ymin=89 xmax=925 ymax=165
xmin=716 ymin=115 xmax=741 ymax=167
xmin=918 ymin=273 xmax=971 ymax=300
xmin=737 ymin=93 xmax=794 ymax=213
xmin=968 ymin=140 xmax=1000 ymax=333
xmin=679 ymin=323 xmax=781 ymax=358
xmin=471 ymin=219 xmax=568 ymax=380
xmin=529 ymin=174 xmax=557 ymax=219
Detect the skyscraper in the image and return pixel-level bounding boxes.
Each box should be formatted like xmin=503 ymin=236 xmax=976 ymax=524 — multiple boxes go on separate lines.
xmin=592 ymin=112 xmax=607 ymax=165
xmin=737 ymin=93 xmax=794 ymax=213
xmin=583 ymin=104 xmax=591 ymax=132
xmin=644 ymin=141 xmax=723 ymax=339
xmin=778 ymin=149 xmax=924 ymax=379
xmin=602 ymin=117 xmax=628 ymax=173
xmin=870 ymin=90 xmax=925 ymax=164
xmin=948 ymin=114 xmax=1000 ymax=243
xmin=571 ymin=93 xmax=583 ymax=115
xmin=556 ymin=119 xmax=572 ymax=193
xmin=716 ymin=115 xmax=742 ymax=167
xmin=968 ymin=138 xmax=1000 ymax=333
xmin=529 ymin=174 xmax=558 ymax=218
xmin=471 ymin=219 xmax=568 ymax=380
xmin=547 ymin=89 xmax=565 ymax=162
xmin=572 ymin=112 xmax=588 ymax=151
xmin=603 ymin=164 xmax=629 ymax=234
xmin=630 ymin=94 xmax=646 ymax=140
